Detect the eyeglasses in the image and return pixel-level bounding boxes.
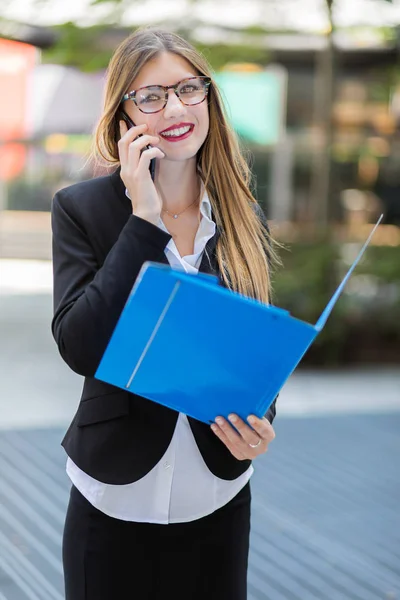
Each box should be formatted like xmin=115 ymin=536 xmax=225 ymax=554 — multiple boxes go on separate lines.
xmin=121 ymin=76 xmax=211 ymax=114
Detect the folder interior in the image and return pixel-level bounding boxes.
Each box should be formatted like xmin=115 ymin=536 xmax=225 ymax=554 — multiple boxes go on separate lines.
xmin=95 ymin=216 xmax=382 ymax=424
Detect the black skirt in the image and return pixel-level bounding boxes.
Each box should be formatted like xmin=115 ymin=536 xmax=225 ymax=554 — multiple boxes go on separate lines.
xmin=63 ymin=483 xmax=251 ymax=600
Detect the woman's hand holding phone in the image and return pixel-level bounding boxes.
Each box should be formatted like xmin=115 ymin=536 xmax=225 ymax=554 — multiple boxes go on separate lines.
xmin=118 ymin=120 xmax=165 ymax=225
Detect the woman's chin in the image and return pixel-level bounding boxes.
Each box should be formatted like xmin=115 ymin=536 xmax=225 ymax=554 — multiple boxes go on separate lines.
xmin=159 ymin=149 xmax=199 ymax=163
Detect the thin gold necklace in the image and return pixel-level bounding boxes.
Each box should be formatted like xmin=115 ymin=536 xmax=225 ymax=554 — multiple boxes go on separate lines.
xmin=162 ymin=198 xmax=197 ymax=219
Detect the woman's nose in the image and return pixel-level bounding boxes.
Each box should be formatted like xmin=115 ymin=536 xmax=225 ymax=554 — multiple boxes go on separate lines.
xmin=163 ymin=89 xmax=187 ymax=119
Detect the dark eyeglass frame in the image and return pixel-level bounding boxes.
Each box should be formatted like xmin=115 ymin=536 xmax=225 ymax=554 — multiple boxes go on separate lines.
xmin=121 ymin=76 xmax=212 ymax=114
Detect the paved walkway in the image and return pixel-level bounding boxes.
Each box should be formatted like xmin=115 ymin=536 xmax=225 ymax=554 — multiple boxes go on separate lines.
xmin=0 ymin=416 xmax=399 ymax=600
xmin=0 ymin=261 xmax=399 ymax=599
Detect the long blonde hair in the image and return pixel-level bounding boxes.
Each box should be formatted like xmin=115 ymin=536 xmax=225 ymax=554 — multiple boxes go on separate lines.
xmin=94 ymin=27 xmax=278 ymax=303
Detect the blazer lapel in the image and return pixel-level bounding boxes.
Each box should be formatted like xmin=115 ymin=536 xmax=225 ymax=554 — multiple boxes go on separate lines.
xmin=198 ymin=228 xmax=221 ymax=275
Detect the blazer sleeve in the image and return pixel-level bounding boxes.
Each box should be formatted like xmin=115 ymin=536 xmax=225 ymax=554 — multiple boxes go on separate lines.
xmin=264 ymin=401 xmax=277 ymax=425
xmin=51 ymin=189 xmax=171 ymax=377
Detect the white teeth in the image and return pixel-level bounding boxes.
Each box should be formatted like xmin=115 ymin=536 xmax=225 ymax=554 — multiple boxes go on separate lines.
xmin=161 ymin=125 xmax=191 ymax=137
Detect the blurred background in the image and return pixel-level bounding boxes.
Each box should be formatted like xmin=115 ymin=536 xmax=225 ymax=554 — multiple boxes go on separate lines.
xmin=0 ymin=1 xmax=399 ymax=599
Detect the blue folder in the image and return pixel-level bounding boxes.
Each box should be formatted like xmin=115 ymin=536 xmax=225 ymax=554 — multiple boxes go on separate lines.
xmin=95 ymin=217 xmax=382 ymax=424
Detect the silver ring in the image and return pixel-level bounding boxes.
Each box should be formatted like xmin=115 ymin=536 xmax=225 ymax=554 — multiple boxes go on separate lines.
xmin=249 ymin=438 xmax=262 ymax=449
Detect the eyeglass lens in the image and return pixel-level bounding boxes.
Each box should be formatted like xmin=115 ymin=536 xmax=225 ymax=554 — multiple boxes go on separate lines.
xmin=135 ymin=77 xmax=208 ymax=113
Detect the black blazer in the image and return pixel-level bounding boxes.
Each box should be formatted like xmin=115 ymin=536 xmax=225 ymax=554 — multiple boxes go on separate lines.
xmin=51 ymin=168 xmax=276 ymax=485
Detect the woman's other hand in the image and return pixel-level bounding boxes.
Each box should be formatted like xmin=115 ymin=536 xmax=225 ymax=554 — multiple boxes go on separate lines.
xmin=118 ymin=120 xmax=165 ymax=225
xmin=211 ymin=414 xmax=275 ymax=460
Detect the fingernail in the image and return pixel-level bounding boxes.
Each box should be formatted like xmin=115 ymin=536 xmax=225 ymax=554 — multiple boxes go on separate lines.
xmin=228 ymin=414 xmax=237 ymax=423
xmin=211 ymin=424 xmax=218 ymax=433
xmin=215 ymin=417 xmax=224 ymax=425
xmin=247 ymin=416 xmax=256 ymax=425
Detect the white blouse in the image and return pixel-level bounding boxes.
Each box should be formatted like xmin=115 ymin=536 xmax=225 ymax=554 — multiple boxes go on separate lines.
xmin=66 ymin=189 xmax=253 ymax=523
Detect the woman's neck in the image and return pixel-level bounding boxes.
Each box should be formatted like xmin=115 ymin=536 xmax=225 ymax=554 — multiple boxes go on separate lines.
xmin=155 ymin=157 xmax=200 ymax=213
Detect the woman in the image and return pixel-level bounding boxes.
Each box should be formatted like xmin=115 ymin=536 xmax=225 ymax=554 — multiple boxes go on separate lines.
xmin=51 ymin=27 xmax=278 ymax=600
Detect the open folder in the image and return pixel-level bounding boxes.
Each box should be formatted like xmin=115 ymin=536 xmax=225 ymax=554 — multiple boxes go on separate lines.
xmin=95 ymin=216 xmax=383 ymax=424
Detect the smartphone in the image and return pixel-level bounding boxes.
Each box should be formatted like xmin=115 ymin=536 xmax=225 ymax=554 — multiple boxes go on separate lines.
xmin=117 ymin=110 xmax=155 ymax=181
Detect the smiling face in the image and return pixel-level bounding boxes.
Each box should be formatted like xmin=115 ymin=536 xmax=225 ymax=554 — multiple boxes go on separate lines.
xmin=122 ymin=52 xmax=210 ymax=163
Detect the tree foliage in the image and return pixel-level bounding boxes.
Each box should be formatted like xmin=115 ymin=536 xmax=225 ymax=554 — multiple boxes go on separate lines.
xmin=41 ymin=22 xmax=272 ymax=72
xmin=12 ymin=0 xmax=397 ymax=71
xmin=43 ymin=22 xmax=115 ymax=71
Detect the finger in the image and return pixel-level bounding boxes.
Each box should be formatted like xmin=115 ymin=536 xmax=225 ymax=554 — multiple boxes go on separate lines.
xmin=247 ymin=415 xmax=276 ymax=444
xmin=118 ymin=120 xmax=129 ymax=164
xmin=127 ymin=135 xmax=161 ymax=167
xmin=211 ymin=424 xmax=246 ymax=461
xmin=227 ymin=414 xmax=261 ymax=447
xmin=119 ymin=122 xmax=148 ymax=142
xmin=118 ymin=122 xmax=148 ymax=148
xmin=136 ymin=147 xmax=165 ymax=175
xmin=119 ymin=119 xmax=128 ymax=136
xmin=130 ymin=134 xmax=161 ymax=148
xmin=214 ymin=416 xmax=244 ymax=447
xmin=118 ymin=123 xmax=148 ymax=163
xmin=128 ymin=134 xmax=161 ymax=155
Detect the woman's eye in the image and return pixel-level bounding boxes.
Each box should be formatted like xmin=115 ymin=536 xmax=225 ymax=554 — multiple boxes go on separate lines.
xmin=180 ymin=86 xmax=197 ymax=94
xmin=141 ymin=94 xmax=161 ymax=103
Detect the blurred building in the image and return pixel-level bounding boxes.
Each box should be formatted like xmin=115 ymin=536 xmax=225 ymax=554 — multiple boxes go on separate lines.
xmin=0 ymin=20 xmax=399 ymax=227
xmin=0 ymin=15 xmax=399 ymax=365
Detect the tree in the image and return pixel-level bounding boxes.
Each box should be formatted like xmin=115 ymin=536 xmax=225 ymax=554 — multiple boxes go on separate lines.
xmin=311 ymin=0 xmax=395 ymax=226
